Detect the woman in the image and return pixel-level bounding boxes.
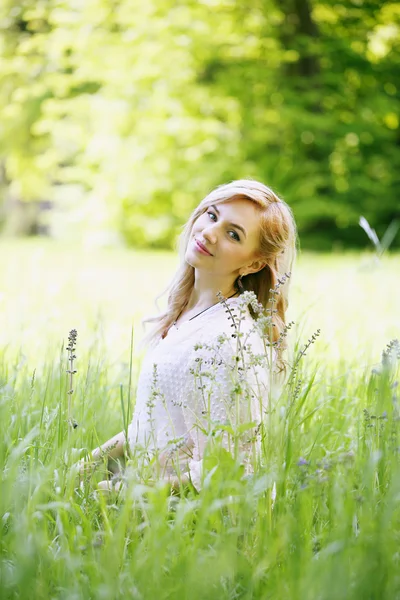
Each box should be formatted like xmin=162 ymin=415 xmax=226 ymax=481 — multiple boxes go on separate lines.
xmin=79 ymin=179 xmax=297 ymax=493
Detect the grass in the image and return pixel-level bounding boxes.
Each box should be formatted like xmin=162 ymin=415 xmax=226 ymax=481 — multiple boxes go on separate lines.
xmin=0 ymin=239 xmax=400 ymax=599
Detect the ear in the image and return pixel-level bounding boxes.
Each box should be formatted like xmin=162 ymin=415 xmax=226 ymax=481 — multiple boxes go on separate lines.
xmin=242 ymin=260 xmax=267 ymax=277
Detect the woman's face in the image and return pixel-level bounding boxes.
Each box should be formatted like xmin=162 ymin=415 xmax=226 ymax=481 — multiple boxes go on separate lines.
xmin=186 ymin=197 xmax=264 ymax=278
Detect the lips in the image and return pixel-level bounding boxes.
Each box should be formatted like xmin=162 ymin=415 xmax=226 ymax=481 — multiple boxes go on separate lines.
xmin=195 ymin=239 xmax=213 ymax=256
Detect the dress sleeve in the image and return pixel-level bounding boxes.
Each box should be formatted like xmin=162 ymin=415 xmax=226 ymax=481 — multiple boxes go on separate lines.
xmin=182 ymin=327 xmax=272 ymax=492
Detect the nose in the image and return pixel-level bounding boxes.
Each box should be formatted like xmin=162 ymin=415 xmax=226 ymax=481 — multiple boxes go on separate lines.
xmin=201 ymin=223 xmax=218 ymax=245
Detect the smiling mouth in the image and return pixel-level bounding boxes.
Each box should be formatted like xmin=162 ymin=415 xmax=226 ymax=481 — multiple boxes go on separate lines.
xmin=195 ymin=240 xmax=213 ymax=256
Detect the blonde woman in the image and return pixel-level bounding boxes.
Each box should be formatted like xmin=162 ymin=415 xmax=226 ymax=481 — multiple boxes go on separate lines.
xmin=79 ymin=179 xmax=297 ymax=493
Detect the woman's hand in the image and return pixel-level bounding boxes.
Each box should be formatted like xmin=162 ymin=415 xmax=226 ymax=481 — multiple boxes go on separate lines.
xmin=71 ymin=455 xmax=99 ymax=488
xmin=73 ymin=431 xmax=127 ymax=484
xmin=165 ymin=472 xmax=190 ymax=493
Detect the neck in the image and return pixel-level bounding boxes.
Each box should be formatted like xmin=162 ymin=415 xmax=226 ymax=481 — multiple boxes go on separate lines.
xmin=186 ymin=271 xmax=238 ymax=311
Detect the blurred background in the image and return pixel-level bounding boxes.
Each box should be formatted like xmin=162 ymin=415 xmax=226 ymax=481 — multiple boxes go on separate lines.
xmin=0 ymin=0 xmax=399 ymax=364
xmin=0 ymin=0 xmax=399 ymax=250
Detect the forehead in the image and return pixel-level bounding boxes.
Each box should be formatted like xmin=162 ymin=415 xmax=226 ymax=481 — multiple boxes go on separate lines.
xmin=217 ymin=197 xmax=261 ymax=234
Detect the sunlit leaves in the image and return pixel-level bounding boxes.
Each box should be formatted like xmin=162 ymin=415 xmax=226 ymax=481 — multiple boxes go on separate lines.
xmin=0 ymin=0 xmax=398 ymax=248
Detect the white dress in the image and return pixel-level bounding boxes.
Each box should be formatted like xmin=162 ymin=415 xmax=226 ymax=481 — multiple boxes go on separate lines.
xmin=128 ymin=296 xmax=273 ymax=491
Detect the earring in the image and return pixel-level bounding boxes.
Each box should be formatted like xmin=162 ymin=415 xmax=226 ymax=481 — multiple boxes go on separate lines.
xmin=237 ymin=274 xmax=244 ymax=293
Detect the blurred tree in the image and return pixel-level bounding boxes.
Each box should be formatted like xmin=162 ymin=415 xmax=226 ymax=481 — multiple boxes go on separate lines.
xmin=198 ymin=0 xmax=400 ymax=248
xmin=0 ymin=0 xmax=398 ymax=248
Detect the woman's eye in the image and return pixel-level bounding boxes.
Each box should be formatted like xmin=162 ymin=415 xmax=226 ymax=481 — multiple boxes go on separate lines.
xmin=206 ymin=211 xmax=240 ymax=241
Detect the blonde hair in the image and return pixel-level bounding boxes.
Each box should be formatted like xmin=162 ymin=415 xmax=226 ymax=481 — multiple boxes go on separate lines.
xmin=138 ymin=179 xmax=297 ymax=364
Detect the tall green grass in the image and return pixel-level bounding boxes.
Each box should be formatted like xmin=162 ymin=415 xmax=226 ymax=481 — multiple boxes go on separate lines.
xmin=1 ymin=242 xmax=399 ymax=599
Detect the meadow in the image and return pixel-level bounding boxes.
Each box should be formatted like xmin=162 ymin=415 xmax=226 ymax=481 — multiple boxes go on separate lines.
xmin=1 ymin=240 xmax=400 ymax=599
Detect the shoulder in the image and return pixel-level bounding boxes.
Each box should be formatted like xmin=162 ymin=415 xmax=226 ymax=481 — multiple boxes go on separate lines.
xmin=201 ymin=299 xmax=259 ymax=342
xmin=190 ymin=302 xmax=264 ymax=361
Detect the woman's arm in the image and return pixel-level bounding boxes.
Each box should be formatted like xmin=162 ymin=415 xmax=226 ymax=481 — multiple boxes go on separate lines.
xmin=91 ymin=430 xmax=126 ymax=461
xmin=77 ymin=430 xmax=127 ymax=477
xmin=167 ymin=472 xmax=190 ymax=492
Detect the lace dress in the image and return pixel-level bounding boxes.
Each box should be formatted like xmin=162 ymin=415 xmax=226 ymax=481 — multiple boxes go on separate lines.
xmin=127 ymin=296 xmax=273 ymax=491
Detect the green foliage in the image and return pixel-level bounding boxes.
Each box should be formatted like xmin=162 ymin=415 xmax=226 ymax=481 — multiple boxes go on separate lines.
xmin=1 ymin=306 xmax=400 ymax=598
xmin=0 ymin=242 xmax=399 ymax=598
xmin=0 ymin=0 xmax=399 ymax=248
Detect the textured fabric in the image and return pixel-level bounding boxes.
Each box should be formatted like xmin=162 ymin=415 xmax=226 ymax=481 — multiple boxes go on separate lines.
xmin=128 ymin=296 xmax=273 ymax=491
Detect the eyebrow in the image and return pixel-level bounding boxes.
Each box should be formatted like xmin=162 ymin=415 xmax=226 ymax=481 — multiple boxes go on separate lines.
xmin=210 ymin=205 xmax=247 ymax=239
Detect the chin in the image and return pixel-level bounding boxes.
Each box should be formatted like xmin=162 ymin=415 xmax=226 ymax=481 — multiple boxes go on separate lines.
xmin=184 ymin=248 xmax=197 ymax=267
xmin=185 ymin=240 xmax=213 ymax=267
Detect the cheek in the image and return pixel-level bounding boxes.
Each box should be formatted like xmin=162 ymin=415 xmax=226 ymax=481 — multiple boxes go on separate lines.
xmin=192 ymin=216 xmax=205 ymax=233
xmin=221 ymin=247 xmax=245 ymax=265
xmin=229 ymin=247 xmax=253 ymax=266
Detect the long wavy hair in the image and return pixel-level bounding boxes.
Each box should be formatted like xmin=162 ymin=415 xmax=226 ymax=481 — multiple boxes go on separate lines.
xmin=138 ymin=179 xmax=297 ymax=364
